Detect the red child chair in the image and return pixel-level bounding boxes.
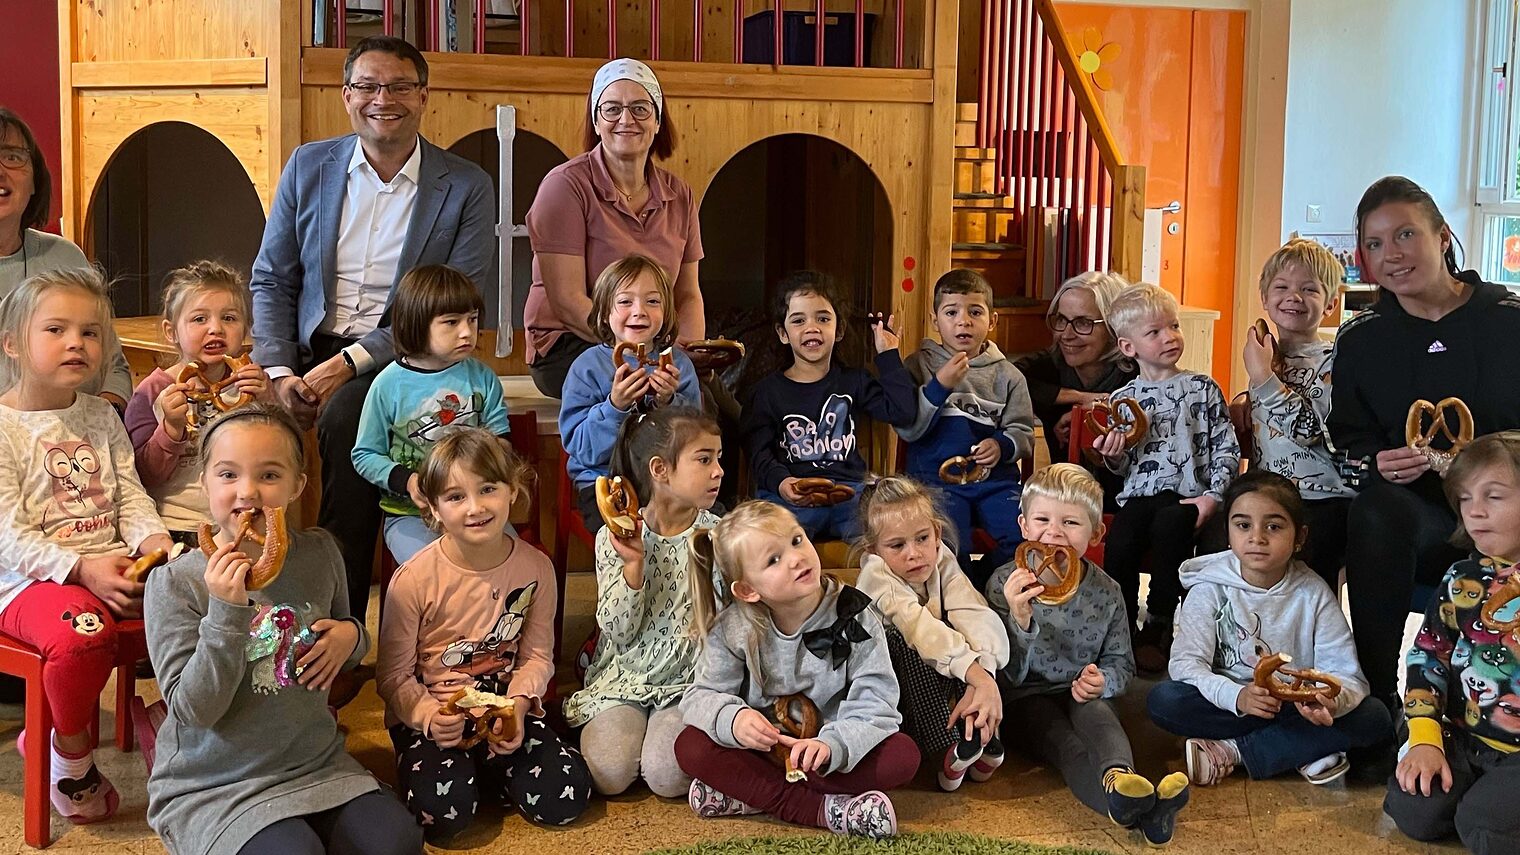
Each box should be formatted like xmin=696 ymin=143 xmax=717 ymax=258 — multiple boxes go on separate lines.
xmin=0 ymin=618 xmax=147 ymax=849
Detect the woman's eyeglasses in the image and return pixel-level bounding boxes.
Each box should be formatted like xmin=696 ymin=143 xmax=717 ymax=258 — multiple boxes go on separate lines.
xmin=0 ymin=147 xmax=30 ymax=170
xmin=1047 ymin=315 xmax=1104 ymax=335
xmin=597 ymin=101 xmax=656 ymax=122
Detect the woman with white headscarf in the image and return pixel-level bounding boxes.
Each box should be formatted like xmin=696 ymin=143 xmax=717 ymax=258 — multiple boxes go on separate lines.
xmin=525 ymin=59 xmax=705 ymax=398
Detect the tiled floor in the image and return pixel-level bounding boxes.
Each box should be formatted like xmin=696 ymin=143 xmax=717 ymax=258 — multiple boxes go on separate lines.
xmin=0 ymin=573 xmax=1465 ymax=855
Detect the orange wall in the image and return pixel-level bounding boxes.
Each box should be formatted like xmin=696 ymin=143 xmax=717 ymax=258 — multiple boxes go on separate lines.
xmin=1053 ymin=4 xmax=1246 ymax=390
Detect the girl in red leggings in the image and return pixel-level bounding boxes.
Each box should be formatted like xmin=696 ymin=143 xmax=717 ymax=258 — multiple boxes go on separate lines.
xmin=0 ymin=268 xmax=171 ymax=823
xmin=677 ymin=501 xmax=919 ymax=839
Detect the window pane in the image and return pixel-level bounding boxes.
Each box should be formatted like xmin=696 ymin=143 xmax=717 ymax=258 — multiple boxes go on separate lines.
xmin=1482 ymin=214 xmax=1520 ymax=286
xmin=1481 ymin=0 xmax=1514 ymax=190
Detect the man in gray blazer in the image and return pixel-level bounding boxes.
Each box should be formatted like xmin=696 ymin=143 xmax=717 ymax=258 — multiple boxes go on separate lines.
xmin=251 ymin=35 xmax=495 ymax=629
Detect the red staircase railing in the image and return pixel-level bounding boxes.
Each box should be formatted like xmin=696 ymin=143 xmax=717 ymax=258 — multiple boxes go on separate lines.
xmin=318 ymin=0 xmax=914 ymax=68
xmin=975 ymin=0 xmax=1144 ymax=281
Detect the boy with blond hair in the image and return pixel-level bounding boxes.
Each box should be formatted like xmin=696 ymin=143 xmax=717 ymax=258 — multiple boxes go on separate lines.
xmin=1096 ymin=284 xmax=1239 ymax=672
xmin=899 ymin=269 xmax=1035 ymax=584
xmin=1244 ymin=238 xmax=1353 ymax=591
xmin=988 ymin=463 xmax=1189 ymax=846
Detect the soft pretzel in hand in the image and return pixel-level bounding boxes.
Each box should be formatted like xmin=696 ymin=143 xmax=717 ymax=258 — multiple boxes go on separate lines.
xmin=792 ymin=478 xmax=856 ymax=508
xmin=613 ymin=341 xmax=674 ymax=372
xmin=1016 ymin=541 xmax=1083 ymax=606
xmin=1250 ymin=318 xmax=1286 ymax=378
xmin=1252 ymin=652 xmax=1342 ymax=703
xmin=596 ymin=475 xmax=641 ymax=539
xmin=122 ymin=542 xmax=188 ymax=583
xmin=770 ymin=694 xmax=822 ymax=782
xmin=1085 ymin=397 xmax=1149 ymax=450
xmin=685 ymin=338 xmax=746 ymax=372
xmin=198 ymin=506 xmax=289 ymax=590
xmin=440 ymin=687 xmax=518 ymax=749
xmin=176 ymin=355 xmax=254 ymax=431
xmin=939 ymin=455 xmax=989 ymax=485
xmin=1405 ymin=397 xmax=1474 ymax=475
xmin=1482 ymin=567 xmax=1520 ymax=633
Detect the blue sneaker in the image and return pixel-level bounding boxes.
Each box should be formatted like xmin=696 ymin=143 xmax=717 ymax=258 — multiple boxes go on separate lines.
xmin=1139 ymin=772 xmax=1190 ymax=847
xmin=1103 ymin=766 xmax=1156 ymax=828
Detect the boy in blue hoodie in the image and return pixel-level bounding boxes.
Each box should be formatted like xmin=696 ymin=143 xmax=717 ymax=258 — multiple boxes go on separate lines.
xmin=899 ymin=270 xmax=1035 ymax=584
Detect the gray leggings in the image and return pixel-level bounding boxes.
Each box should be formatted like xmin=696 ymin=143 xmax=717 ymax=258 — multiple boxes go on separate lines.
xmin=579 ymin=703 xmax=690 ymax=797
xmin=1004 ymin=693 xmax=1134 ymax=815
xmin=235 ymin=790 xmax=422 ymax=855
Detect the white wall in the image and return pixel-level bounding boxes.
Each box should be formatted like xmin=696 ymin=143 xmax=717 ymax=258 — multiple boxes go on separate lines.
xmin=1281 ymin=0 xmax=1477 ymax=248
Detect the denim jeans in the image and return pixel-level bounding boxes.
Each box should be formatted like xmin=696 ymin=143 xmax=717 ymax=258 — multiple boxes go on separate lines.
xmin=1146 ymin=679 xmax=1392 ymax=778
xmin=383 ymin=514 xmax=440 ymax=565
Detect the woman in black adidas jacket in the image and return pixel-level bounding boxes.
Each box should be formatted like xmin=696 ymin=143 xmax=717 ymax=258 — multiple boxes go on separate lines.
xmin=1329 ymin=176 xmax=1520 ymax=718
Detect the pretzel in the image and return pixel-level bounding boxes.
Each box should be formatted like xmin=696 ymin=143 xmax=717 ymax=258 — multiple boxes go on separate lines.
xmin=440 ymin=687 xmax=517 ymax=749
xmin=612 ymin=341 xmax=674 ymax=372
xmin=1250 ymin=318 xmax=1286 ymax=378
xmin=1405 ymin=397 xmax=1474 ymax=475
xmin=122 ymin=542 xmax=188 ymax=583
xmin=197 ymin=506 xmax=289 ymax=590
xmin=770 ymin=694 xmax=822 ymax=783
xmin=938 ymin=455 xmax=989 ymax=486
xmin=684 ymin=338 xmax=746 ymax=372
xmin=1482 ymin=573 xmax=1520 ymax=633
xmin=1085 ymin=397 xmax=1149 ymax=450
xmin=176 ymin=355 xmax=253 ymax=431
xmin=595 ymin=475 xmax=641 ymax=539
xmin=1252 ymin=652 xmax=1342 ymax=703
xmin=1016 ymin=541 xmax=1083 ymax=606
xmin=792 ymin=477 xmax=855 ymax=508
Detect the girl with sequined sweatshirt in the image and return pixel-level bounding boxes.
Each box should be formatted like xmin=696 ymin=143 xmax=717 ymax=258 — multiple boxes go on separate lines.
xmin=675 ymin=501 xmax=919 ymax=839
xmin=145 ymin=404 xmax=419 ymax=855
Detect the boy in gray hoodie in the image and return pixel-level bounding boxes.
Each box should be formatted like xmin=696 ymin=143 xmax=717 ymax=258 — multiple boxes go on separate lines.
xmin=1147 ymin=471 xmax=1391 ymax=787
xmin=899 ymin=269 xmax=1035 ymax=586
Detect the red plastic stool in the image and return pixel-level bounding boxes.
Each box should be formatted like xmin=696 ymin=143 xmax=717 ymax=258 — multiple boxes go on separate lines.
xmin=0 ymin=618 xmax=147 ymax=849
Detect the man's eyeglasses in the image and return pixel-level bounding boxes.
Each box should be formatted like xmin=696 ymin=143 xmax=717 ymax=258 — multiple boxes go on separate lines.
xmin=0 ymin=147 xmax=30 ymax=170
xmin=597 ymin=101 xmax=656 ymax=122
xmin=1047 ymin=314 xmax=1105 ymax=335
xmin=345 ymin=81 xmax=423 ymax=98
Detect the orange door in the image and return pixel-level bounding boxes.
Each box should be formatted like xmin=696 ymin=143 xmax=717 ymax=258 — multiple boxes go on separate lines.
xmin=1053 ymin=5 xmax=1246 ymax=390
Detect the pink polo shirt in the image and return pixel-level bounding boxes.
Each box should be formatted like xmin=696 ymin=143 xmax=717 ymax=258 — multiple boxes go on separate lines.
xmin=524 ymin=145 xmax=703 ymax=361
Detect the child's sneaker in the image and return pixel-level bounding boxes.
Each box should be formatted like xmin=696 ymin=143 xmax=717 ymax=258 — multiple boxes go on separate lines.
xmin=822 ymin=791 xmax=897 ymax=839
xmin=968 ymin=734 xmax=1005 ymax=782
xmin=1297 ymin=752 xmax=1349 ymax=785
xmin=1139 ymin=772 xmax=1190 ymax=847
xmin=687 ymin=779 xmax=759 ymax=817
xmin=936 ymin=730 xmax=985 ymax=791
xmin=18 ymin=732 xmax=119 ymax=824
xmin=1102 ymin=766 xmax=1156 ymax=828
xmin=1184 ymin=738 xmax=1239 ymax=786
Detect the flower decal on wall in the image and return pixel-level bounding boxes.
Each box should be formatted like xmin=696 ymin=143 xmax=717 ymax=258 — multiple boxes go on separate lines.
xmin=1075 ymin=27 xmax=1121 ymax=91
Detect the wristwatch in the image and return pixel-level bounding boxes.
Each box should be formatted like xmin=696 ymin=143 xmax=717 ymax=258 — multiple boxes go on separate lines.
xmin=341 ymin=349 xmax=356 ymax=371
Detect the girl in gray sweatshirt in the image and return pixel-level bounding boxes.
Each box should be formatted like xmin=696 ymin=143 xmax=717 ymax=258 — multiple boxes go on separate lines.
xmin=676 ymin=501 xmax=919 ymax=840
xmin=144 ymin=406 xmax=420 ymax=855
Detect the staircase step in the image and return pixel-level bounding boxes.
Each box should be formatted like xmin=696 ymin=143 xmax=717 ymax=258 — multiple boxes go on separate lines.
xmin=955 ymin=145 xmax=996 ymax=161
xmin=954 ymin=120 xmax=978 ymax=147
xmin=954 ymin=194 xmax=1019 ymax=211
xmin=954 ymin=209 xmax=1019 ymax=244
xmin=957 ymin=102 xmax=978 ymax=122
xmin=954 ymin=160 xmax=998 ymax=195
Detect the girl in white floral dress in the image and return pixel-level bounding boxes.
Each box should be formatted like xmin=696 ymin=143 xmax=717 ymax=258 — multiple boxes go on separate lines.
xmin=564 ymin=405 xmax=725 ymax=797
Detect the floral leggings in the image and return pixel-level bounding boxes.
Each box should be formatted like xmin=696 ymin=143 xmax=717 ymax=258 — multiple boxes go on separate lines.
xmin=390 ymin=717 xmax=591 ymax=839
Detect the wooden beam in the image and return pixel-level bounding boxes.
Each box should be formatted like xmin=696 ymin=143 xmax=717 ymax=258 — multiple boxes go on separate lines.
xmin=57 ymin=0 xmax=78 ymax=244
xmin=71 ymin=58 xmax=269 ymax=89
xmin=922 ymin=0 xmax=959 ymax=340
xmin=267 ymin=2 xmax=301 ymax=197
xmin=1109 ymin=164 xmax=1146 ymax=281
xmin=302 ymin=49 xmax=936 ymax=103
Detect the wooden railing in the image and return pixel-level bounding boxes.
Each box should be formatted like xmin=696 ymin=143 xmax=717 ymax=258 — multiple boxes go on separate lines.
xmin=975 ymin=0 xmax=1143 ymax=281
xmin=314 ymin=0 xmax=918 ymax=68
